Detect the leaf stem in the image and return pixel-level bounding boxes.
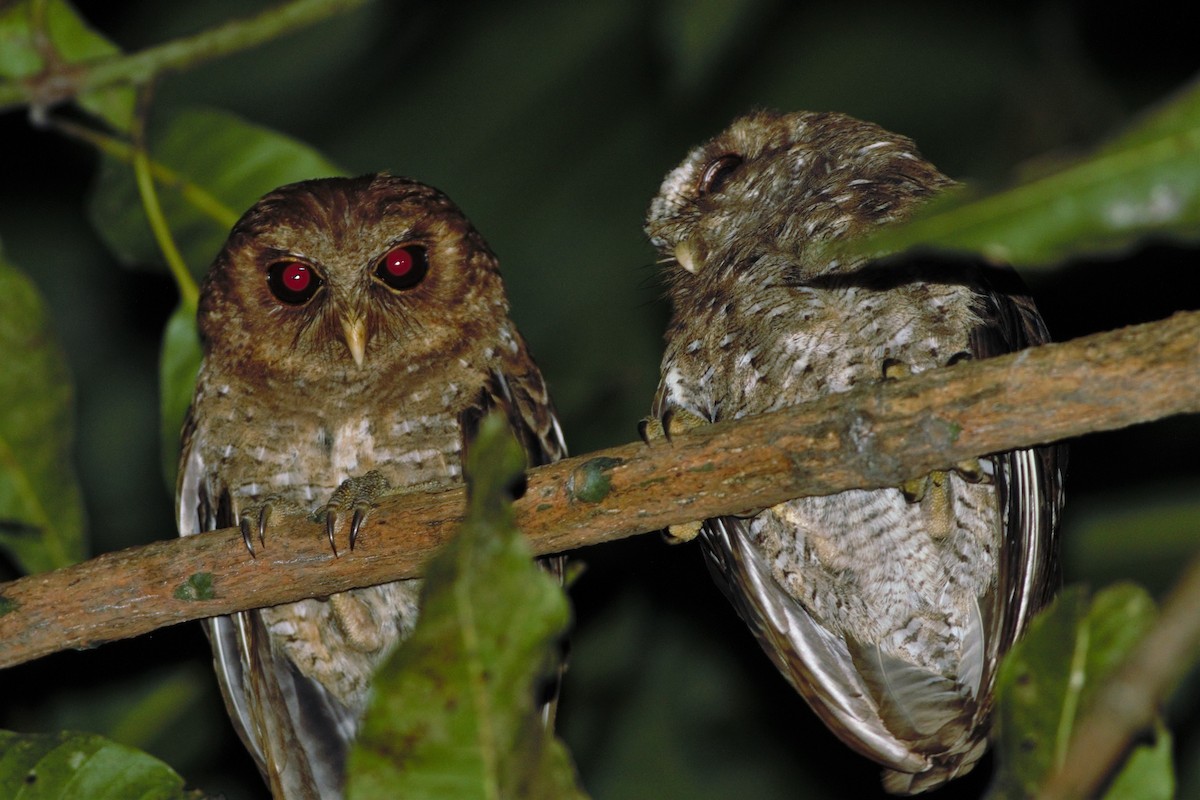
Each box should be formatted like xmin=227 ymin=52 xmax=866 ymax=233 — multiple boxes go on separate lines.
xmin=0 ymin=0 xmax=374 ymax=110
xmin=49 ymin=117 xmax=239 ymax=231
xmin=129 ymin=88 xmax=198 ymax=308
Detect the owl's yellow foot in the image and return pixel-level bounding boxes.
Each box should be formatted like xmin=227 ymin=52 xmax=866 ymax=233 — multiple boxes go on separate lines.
xmin=640 ymin=406 xmax=710 ymax=544
xmin=899 ymin=457 xmax=992 ymax=510
xmin=639 ymin=406 xmax=709 ymax=443
xmin=320 ymin=470 xmax=392 ymax=556
xmin=662 ymin=520 xmax=703 ymax=544
xmin=881 ymin=358 xmax=912 ymax=380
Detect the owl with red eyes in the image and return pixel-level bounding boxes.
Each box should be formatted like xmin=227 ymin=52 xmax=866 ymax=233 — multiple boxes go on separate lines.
xmin=177 ymin=174 xmax=565 ymax=799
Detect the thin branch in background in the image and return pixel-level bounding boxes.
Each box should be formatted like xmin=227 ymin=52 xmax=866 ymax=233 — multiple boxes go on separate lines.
xmin=130 ymin=84 xmax=199 ymax=308
xmin=1 ymin=308 xmax=1197 ymax=671
xmin=48 ymin=115 xmax=239 ymax=230
xmin=0 ymin=0 xmax=375 ymax=111
xmin=1039 ymin=550 xmax=1200 ymax=800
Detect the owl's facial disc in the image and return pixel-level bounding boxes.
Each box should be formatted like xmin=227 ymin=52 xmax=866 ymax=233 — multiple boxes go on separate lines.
xmin=341 ymin=314 xmax=368 ymax=368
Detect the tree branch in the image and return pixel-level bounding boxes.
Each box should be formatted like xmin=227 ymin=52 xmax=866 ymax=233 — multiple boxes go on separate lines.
xmin=0 ymin=0 xmax=373 ymax=111
xmin=0 ymin=310 xmax=1198 ymax=669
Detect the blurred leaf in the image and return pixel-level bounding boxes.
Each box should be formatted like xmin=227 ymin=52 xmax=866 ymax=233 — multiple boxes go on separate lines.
xmin=990 ymin=583 xmax=1170 ymax=799
xmin=0 ymin=0 xmax=133 ymax=130
xmin=158 ymin=302 xmax=201 ymax=489
xmin=1104 ymin=722 xmax=1174 ymax=800
xmin=88 ymin=106 xmax=343 ymax=277
xmin=1064 ymin=483 xmax=1200 ymax=596
xmin=0 ymin=252 xmax=86 ymax=573
xmin=857 ymin=81 xmax=1200 ymax=266
xmin=654 ymin=0 xmax=775 ymax=94
xmin=560 ymin=587 xmax=847 ymax=800
xmin=0 ymin=729 xmax=202 ymax=800
xmin=22 ymin=661 xmax=211 ymax=760
xmin=348 ymin=413 xmax=587 ymax=800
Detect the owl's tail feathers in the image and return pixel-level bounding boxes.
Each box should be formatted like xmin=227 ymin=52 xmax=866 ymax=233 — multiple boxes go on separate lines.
xmin=880 ymin=737 xmax=989 ymax=795
xmin=699 ymin=515 xmax=995 ymax=795
xmin=848 ymin=641 xmax=989 ymax=794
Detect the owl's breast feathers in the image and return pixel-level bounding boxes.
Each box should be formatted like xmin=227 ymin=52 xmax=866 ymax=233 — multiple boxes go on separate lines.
xmin=178 ymin=332 xmax=563 ymax=799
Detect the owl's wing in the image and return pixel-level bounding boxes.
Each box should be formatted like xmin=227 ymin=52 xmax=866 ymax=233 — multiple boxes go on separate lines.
xmin=472 ymin=357 xmax=568 ymax=468
xmin=178 ymin=419 xmax=351 ymax=800
xmin=460 ymin=353 xmax=569 ymax=723
xmin=699 ymin=515 xmax=941 ymax=773
xmin=646 ymin=394 xmax=947 ymax=771
xmin=967 ymin=267 xmax=1066 ymax=686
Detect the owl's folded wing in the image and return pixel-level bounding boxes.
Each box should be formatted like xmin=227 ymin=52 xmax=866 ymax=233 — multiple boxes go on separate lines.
xmin=177 ymin=443 xmax=354 ymax=799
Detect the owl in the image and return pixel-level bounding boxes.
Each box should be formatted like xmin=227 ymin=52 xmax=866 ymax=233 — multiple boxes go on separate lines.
xmin=176 ymin=174 xmax=566 ymax=800
xmin=644 ymin=110 xmax=1064 ymax=793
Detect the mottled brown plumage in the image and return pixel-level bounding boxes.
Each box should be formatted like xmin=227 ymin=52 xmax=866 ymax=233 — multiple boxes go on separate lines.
xmin=645 ymin=110 xmax=1064 ymax=793
xmin=177 ymin=174 xmax=565 ymax=799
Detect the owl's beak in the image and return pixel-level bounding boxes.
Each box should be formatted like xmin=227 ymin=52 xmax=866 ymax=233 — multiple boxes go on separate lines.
xmin=674 ymin=239 xmax=700 ymax=274
xmin=341 ymin=316 xmax=368 ymax=368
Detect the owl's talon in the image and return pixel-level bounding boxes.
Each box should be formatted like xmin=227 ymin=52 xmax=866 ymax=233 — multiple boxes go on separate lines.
xmin=237 ymin=502 xmax=276 ymax=557
xmin=349 ymin=507 xmax=369 ymax=551
xmin=638 ymin=417 xmax=660 ymax=445
xmin=239 ymin=517 xmax=257 ymax=558
xmin=256 ymin=505 xmax=270 ymax=548
xmin=322 ymin=471 xmax=390 ymax=555
xmin=326 ymin=510 xmax=340 ymax=557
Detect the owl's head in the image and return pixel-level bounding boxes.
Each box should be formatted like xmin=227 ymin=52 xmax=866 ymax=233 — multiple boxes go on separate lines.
xmin=198 ymin=174 xmax=510 ymax=383
xmin=645 ymin=110 xmax=952 ymax=285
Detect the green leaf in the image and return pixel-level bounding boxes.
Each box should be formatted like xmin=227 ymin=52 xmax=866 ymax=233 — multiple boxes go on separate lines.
xmin=989 ymin=583 xmax=1171 ymax=798
xmin=1104 ymin=722 xmax=1174 ymax=800
xmin=158 ymin=302 xmax=201 ymax=489
xmin=856 ymin=81 xmax=1200 ymax=266
xmin=0 ymin=0 xmax=133 ymax=130
xmin=347 ymin=413 xmax=588 ymax=800
xmin=88 ymin=106 xmax=343 ymax=278
xmin=0 ymin=729 xmax=202 ymax=800
xmin=0 ymin=253 xmax=86 ymax=573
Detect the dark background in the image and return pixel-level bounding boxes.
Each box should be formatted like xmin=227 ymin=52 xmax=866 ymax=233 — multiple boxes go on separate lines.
xmin=1 ymin=2 xmax=1197 ymax=797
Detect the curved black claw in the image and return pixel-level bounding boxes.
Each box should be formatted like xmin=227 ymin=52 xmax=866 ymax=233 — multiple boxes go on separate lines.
xmin=256 ymin=505 xmax=270 ymax=548
xmin=349 ymin=507 xmax=368 ymax=551
xmin=323 ymin=470 xmax=391 ymax=555
xmin=237 ymin=505 xmax=271 ymax=558
xmin=326 ymin=510 xmax=341 ymax=558
xmin=239 ymin=517 xmax=256 ymax=558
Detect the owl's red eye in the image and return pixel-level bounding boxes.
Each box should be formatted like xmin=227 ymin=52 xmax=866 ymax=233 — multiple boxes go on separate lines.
xmin=698 ymin=154 xmax=743 ymax=196
xmin=375 ymin=245 xmax=428 ymax=291
xmin=267 ymin=261 xmax=323 ymax=305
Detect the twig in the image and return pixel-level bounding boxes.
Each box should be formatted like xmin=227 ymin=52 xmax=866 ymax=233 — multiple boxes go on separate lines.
xmin=0 ymin=0 xmax=373 ymax=111
xmin=0 ymin=310 xmax=1198 ymax=669
xmin=130 ymin=83 xmax=199 ymax=308
xmin=1039 ymin=550 xmax=1200 ymax=800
